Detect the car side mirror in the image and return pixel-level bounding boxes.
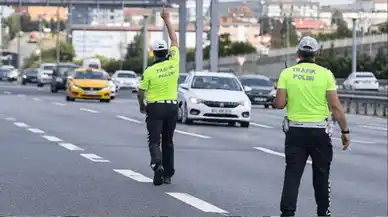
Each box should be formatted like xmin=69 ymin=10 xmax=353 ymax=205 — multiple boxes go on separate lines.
xmin=243 ymin=86 xmax=252 ymax=92
xmin=179 ymin=83 xmax=189 ymax=90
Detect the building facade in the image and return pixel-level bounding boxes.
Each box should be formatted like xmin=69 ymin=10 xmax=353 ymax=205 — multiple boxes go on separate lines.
xmin=264 ymin=0 xmax=320 ymax=18
xmin=70 ymin=5 xmax=124 ymax=25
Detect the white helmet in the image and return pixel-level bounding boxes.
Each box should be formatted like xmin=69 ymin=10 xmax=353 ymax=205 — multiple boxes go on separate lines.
xmin=151 ymin=39 xmax=168 ymax=51
xmin=297 ymin=36 xmax=320 ymax=53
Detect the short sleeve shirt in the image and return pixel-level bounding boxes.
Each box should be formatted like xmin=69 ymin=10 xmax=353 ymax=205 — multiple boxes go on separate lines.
xmin=277 ymin=62 xmax=336 ymax=122
xmin=139 ymin=46 xmax=180 ymax=102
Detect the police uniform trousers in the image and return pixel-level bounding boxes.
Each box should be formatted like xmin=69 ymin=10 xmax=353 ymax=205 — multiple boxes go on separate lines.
xmin=146 ymin=100 xmax=178 ymax=177
xmin=280 ymin=127 xmax=333 ymax=217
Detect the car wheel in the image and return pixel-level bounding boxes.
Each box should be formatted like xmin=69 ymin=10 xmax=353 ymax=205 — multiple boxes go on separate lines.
xmin=182 ymin=103 xmax=193 ymax=125
xmin=264 ymin=104 xmax=269 ymax=109
xmin=111 ymin=96 xmax=115 ymax=100
xmin=66 ymin=95 xmax=74 ymax=101
xmin=21 ymin=81 xmax=26 ymax=85
xmin=37 ymin=82 xmax=43 ymax=87
xmin=240 ymin=121 xmax=250 ymax=128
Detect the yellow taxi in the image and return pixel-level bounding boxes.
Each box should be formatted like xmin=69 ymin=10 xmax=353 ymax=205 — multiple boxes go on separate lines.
xmin=65 ymin=68 xmax=111 ymax=103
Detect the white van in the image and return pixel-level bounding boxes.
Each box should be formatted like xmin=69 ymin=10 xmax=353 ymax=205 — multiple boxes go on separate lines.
xmin=82 ymin=58 xmax=101 ymax=70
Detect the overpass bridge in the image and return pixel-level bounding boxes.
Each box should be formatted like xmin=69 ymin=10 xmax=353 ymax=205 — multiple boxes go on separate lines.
xmin=187 ymin=33 xmax=388 ymax=78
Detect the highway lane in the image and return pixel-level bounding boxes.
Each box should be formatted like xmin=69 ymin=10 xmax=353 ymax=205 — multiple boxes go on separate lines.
xmin=0 ymin=83 xmax=387 ymax=215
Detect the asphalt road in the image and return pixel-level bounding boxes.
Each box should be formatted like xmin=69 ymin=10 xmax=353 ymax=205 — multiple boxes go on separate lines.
xmin=0 ymin=82 xmax=387 ymax=216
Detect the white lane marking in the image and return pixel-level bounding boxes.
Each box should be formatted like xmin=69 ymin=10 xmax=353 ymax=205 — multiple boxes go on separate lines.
xmin=332 ymin=137 xmax=375 ymax=144
xmin=17 ymin=94 xmax=25 ymax=97
xmin=166 ymin=192 xmax=228 ymax=213
xmin=27 ymin=128 xmax=45 ymax=134
xmin=41 ymin=135 xmax=63 ymax=142
xmin=5 ymin=117 xmax=15 ymax=121
xmin=251 ymin=122 xmax=274 ymax=128
xmin=52 ymin=102 xmax=66 ymax=106
xmin=33 ymin=97 xmax=41 ymax=101
xmin=80 ymin=153 xmax=110 ymax=162
xmin=80 ymin=108 xmax=99 ymax=113
xmin=253 ymin=147 xmax=312 ymax=164
xmin=359 ymin=125 xmax=388 ymax=131
xmin=175 ymin=130 xmax=211 ymax=139
xmin=58 ymin=143 xmax=84 ymax=151
xmin=113 ymin=169 xmax=152 ymax=183
xmin=13 ymin=122 xmax=29 ymax=127
xmin=116 ymin=115 xmax=143 ymax=123
xmin=4 ymin=91 xmax=11 ymax=94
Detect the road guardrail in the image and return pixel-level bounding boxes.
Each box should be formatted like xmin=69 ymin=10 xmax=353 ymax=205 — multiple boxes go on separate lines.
xmin=339 ymin=94 xmax=388 ymax=117
xmin=337 ymin=90 xmax=387 ymax=96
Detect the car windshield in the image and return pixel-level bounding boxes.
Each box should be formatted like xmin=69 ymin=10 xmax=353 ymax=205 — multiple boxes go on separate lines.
xmin=356 ymin=74 xmax=374 ymax=78
xmin=178 ymin=75 xmax=187 ymax=84
xmin=117 ymin=73 xmax=136 ymax=78
xmin=57 ymin=66 xmax=78 ymax=76
xmin=26 ymin=69 xmax=38 ymax=75
xmin=240 ymin=78 xmax=273 ymax=87
xmin=43 ymin=65 xmax=55 ymax=70
xmin=0 ymin=68 xmax=11 ymax=72
xmin=191 ymin=76 xmax=242 ymax=91
xmin=74 ymin=71 xmax=106 ymax=80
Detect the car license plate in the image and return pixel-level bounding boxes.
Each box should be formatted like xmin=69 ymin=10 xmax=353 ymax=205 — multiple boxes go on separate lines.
xmin=85 ymin=91 xmax=97 ymax=95
xmin=211 ymin=109 xmax=232 ymax=114
xmin=254 ymin=97 xmax=266 ymax=102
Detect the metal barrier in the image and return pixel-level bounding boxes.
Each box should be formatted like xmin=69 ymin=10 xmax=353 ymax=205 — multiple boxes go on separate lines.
xmin=337 ymin=90 xmax=387 ymax=96
xmin=339 ymin=94 xmax=388 ymax=117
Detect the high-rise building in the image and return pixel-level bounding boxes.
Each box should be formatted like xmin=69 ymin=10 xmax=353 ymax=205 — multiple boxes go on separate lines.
xmin=70 ymin=5 xmax=124 ymax=25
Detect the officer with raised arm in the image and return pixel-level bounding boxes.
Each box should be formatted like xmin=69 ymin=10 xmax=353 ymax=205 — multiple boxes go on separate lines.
xmin=275 ymin=36 xmax=350 ymax=217
xmin=137 ymin=7 xmax=179 ymax=186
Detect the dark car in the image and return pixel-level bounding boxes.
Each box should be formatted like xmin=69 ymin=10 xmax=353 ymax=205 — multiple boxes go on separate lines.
xmin=21 ymin=68 xmax=39 ymax=84
xmin=178 ymin=73 xmax=189 ymax=84
xmin=50 ymin=63 xmax=80 ymax=93
xmin=239 ymin=75 xmax=276 ymax=108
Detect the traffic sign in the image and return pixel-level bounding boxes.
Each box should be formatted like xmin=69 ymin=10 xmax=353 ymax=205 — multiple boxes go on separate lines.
xmin=237 ymin=56 xmax=246 ymax=66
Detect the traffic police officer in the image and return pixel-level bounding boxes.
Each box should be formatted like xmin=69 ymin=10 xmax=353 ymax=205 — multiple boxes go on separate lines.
xmin=275 ymin=36 xmax=351 ymax=216
xmin=137 ymin=8 xmax=179 ymax=186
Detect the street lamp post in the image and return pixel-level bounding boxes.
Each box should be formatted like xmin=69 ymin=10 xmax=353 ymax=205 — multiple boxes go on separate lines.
xmin=351 ymin=17 xmax=357 ymax=73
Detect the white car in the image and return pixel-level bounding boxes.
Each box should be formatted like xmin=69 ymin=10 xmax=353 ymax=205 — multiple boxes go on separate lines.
xmin=109 ymin=80 xmax=119 ymax=99
xmin=6 ymin=69 xmax=19 ymax=81
xmin=111 ymin=70 xmax=139 ymax=92
xmin=37 ymin=63 xmax=56 ymax=87
xmin=178 ymin=71 xmax=252 ymax=127
xmin=343 ymin=71 xmax=379 ymax=91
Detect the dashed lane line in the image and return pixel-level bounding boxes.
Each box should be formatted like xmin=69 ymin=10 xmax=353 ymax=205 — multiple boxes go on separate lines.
xmin=52 ymin=102 xmax=66 ymax=106
xmin=166 ymin=192 xmax=229 ymax=214
xmin=332 ymin=137 xmax=375 ymax=144
xmin=116 ymin=115 xmax=143 ymax=123
xmin=250 ymin=122 xmax=274 ymax=128
xmin=253 ymin=147 xmax=312 ymax=164
xmin=80 ymin=153 xmax=110 ymax=162
xmin=41 ymin=135 xmax=63 ymax=142
xmin=4 ymin=117 xmax=16 ymax=121
xmin=116 ymin=115 xmax=212 ymax=139
xmin=175 ymin=130 xmax=212 ymax=139
xmin=113 ymin=169 xmax=152 ymax=183
xmin=58 ymin=143 xmax=84 ymax=151
xmin=27 ymin=128 xmax=45 ymax=134
xmin=4 ymin=91 xmax=11 ymax=94
xmin=80 ymin=108 xmax=99 ymax=113
xmin=359 ymin=125 xmax=388 ymax=131
xmin=33 ymin=97 xmax=41 ymax=101
xmin=13 ymin=122 xmax=29 ymax=128
xmin=17 ymin=94 xmax=25 ymax=97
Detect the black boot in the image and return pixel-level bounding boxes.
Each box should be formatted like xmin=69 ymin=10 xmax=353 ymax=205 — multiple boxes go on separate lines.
xmin=152 ymin=164 xmax=164 ymax=186
xmin=163 ymin=176 xmax=171 ymax=184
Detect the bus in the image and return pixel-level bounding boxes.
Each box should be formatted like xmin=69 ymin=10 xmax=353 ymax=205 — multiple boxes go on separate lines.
xmin=0 ymin=51 xmax=20 ymax=69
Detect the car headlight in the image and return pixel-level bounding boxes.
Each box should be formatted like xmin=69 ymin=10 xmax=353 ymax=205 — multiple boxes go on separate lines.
xmin=239 ymin=100 xmax=250 ymax=107
xmin=22 ymin=75 xmax=27 ymax=78
xmin=190 ymin=97 xmax=203 ymax=104
xmin=71 ymin=84 xmax=80 ymax=89
xmin=269 ymin=89 xmax=276 ymax=96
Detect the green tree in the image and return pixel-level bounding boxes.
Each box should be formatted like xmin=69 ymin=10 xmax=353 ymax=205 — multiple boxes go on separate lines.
xmin=373 ymin=47 xmax=388 ymax=78
xmin=20 ymin=13 xmax=31 ymax=32
xmin=125 ymin=32 xmax=143 ymax=59
xmin=259 ymin=15 xmax=272 ymax=34
xmin=7 ymin=13 xmax=21 ymax=40
xmin=280 ymin=16 xmax=299 ymax=47
xmin=378 ymin=22 xmax=388 ymax=33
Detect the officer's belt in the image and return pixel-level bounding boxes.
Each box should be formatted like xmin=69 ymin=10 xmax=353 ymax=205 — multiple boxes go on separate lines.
xmin=148 ymin=100 xmax=177 ymax=104
xmin=288 ymin=121 xmax=327 ymax=128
